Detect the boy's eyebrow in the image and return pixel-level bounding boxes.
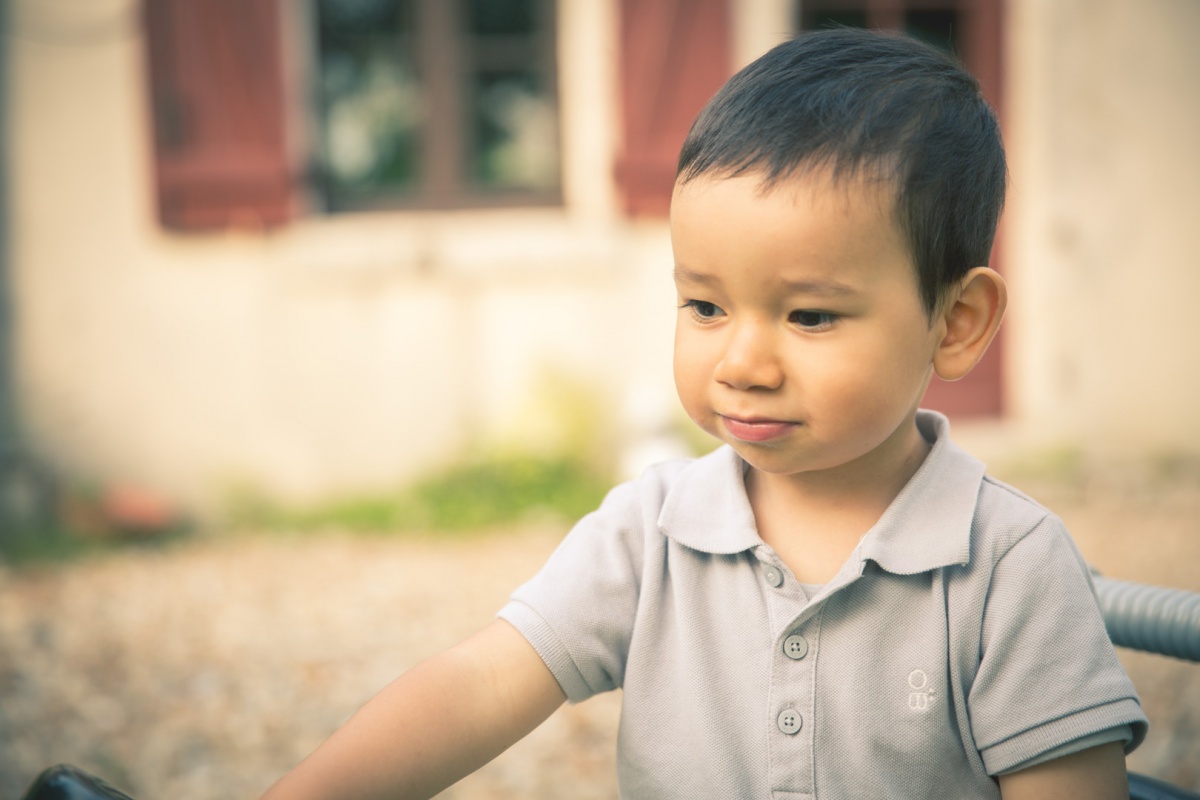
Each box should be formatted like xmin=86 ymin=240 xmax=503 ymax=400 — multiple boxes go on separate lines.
xmin=673 ymin=267 xmax=859 ymax=297
xmin=672 ymin=267 xmax=718 ymax=286
xmin=778 ymin=277 xmax=860 ymax=296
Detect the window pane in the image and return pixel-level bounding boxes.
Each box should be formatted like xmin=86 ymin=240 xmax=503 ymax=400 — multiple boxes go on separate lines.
xmin=905 ymin=10 xmax=959 ymax=56
xmin=313 ymin=0 xmax=560 ymax=208
xmin=317 ymin=0 xmax=420 ymax=199
xmin=799 ymin=9 xmax=868 ymax=30
xmin=319 ymin=0 xmax=401 ymax=35
xmin=466 ymin=0 xmax=537 ymax=36
xmin=469 ymin=69 xmax=558 ymax=190
xmin=796 ymin=2 xmax=962 ymax=59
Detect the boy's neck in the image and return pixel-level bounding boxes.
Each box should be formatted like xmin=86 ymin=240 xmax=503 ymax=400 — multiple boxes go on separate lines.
xmin=745 ymin=417 xmax=932 ymax=582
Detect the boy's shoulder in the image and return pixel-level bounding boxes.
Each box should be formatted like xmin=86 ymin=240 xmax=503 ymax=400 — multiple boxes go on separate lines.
xmin=862 ymin=411 xmax=1077 ymax=577
xmin=913 ymin=410 xmax=1060 ymax=530
xmin=961 ymin=472 xmax=1093 ymax=599
xmin=977 ymin=471 xmax=1057 ymax=525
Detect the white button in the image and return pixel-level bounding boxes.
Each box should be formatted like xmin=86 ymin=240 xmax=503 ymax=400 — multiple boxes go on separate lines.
xmin=782 ymin=634 xmax=808 ymax=660
xmin=763 ymin=565 xmax=784 ymax=588
xmin=777 ymin=708 xmax=802 ymax=735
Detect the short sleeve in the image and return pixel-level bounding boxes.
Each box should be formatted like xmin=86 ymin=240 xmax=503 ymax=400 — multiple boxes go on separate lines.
xmin=997 ymin=725 xmax=1134 ymax=775
xmin=967 ymin=516 xmax=1148 ymax=775
xmin=497 ymin=480 xmax=653 ymax=703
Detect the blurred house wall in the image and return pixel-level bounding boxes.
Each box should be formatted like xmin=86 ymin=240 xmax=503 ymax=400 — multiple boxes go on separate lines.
xmin=1003 ymin=0 xmax=1200 ymax=456
xmin=5 ymin=0 xmax=1200 ymax=514
xmin=7 ymin=0 xmax=678 ymax=512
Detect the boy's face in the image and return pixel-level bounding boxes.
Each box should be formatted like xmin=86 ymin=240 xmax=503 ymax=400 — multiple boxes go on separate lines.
xmin=670 ymin=170 xmax=947 ymax=484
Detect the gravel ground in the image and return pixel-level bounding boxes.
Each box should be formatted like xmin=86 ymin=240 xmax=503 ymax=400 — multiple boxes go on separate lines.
xmin=1 ymin=476 xmax=1198 ymax=799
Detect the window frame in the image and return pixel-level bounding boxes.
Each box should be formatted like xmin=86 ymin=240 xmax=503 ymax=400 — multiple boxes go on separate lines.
xmin=310 ymin=0 xmax=564 ymax=214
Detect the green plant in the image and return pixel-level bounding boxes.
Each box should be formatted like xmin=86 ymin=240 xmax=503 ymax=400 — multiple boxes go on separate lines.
xmin=246 ymin=452 xmax=611 ymax=535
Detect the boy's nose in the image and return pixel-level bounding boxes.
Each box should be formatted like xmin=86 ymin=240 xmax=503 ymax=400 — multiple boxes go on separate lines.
xmin=714 ymin=323 xmax=784 ymax=391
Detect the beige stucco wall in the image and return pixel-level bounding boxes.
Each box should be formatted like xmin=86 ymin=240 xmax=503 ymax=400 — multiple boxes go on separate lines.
xmin=1002 ymin=0 xmax=1200 ymax=457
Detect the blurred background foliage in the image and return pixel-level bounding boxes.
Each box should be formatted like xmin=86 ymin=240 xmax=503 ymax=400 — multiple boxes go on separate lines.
xmin=236 ymin=451 xmax=611 ymax=534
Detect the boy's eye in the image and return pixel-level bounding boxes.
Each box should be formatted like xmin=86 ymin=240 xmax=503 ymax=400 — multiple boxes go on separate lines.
xmin=681 ymin=299 xmax=724 ymax=320
xmin=789 ymin=310 xmax=838 ymax=330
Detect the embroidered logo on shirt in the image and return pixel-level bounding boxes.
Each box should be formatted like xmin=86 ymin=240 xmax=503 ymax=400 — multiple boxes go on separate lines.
xmin=907 ymin=669 xmax=936 ymax=711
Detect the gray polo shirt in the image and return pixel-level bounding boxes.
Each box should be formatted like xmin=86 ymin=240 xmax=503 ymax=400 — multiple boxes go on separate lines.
xmin=499 ymin=412 xmax=1147 ymax=799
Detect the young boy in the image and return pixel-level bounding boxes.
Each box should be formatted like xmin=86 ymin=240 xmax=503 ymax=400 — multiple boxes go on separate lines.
xmin=263 ymin=28 xmax=1146 ymax=800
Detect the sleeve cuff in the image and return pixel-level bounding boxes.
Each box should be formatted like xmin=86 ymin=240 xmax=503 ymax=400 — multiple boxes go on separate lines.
xmin=996 ymin=725 xmax=1134 ymax=775
xmin=980 ymin=698 xmax=1148 ymax=775
xmin=497 ymin=600 xmax=596 ymax=704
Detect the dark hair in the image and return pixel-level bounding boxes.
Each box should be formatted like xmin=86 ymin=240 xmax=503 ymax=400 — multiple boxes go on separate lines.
xmin=676 ymin=27 xmax=1006 ymax=317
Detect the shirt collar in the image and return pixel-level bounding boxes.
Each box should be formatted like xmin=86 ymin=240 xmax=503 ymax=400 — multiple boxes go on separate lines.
xmin=656 ymin=444 xmax=762 ymax=554
xmin=656 ymin=411 xmax=986 ymax=574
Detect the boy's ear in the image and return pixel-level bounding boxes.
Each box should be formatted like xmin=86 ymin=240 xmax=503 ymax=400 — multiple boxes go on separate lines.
xmin=932 ymin=267 xmax=1008 ymax=382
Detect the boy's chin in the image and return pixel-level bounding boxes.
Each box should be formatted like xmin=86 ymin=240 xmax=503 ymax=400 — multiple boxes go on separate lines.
xmin=725 ymin=444 xmax=814 ymax=476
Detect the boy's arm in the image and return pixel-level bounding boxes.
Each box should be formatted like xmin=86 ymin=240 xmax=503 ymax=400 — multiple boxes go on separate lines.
xmin=260 ymin=619 xmax=566 ymax=800
xmin=996 ymin=742 xmax=1129 ymax=800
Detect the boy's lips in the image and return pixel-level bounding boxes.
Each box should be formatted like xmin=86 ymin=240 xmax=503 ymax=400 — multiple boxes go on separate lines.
xmin=719 ymin=415 xmax=798 ymax=443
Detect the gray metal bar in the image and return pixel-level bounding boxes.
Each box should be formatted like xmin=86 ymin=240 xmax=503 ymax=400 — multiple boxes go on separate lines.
xmin=1094 ymin=576 xmax=1200 ymax=663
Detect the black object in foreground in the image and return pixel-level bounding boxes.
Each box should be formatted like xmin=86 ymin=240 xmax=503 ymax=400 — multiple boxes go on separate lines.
xmin=20 ymin=765 xmax=137 ymax=800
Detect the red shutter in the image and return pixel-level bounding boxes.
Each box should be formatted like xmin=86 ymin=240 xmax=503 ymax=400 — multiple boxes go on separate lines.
xmin=615 ymin=0 xmax=732 ymax=217
xmin=143 ymin=0 xmax=294 ymax=231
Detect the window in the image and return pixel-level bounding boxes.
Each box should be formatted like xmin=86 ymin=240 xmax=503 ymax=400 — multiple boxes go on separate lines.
xmin=314 ymin=0 xmax=561 ymax=211
xmin=142 ymin=0 xmax=561 ymax=227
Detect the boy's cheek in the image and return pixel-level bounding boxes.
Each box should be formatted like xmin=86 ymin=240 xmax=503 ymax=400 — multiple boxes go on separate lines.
xmin=673 ymin=385 xmax=718 ymax=439
xmin=672 ymin=340 xmax=708 ymax=389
